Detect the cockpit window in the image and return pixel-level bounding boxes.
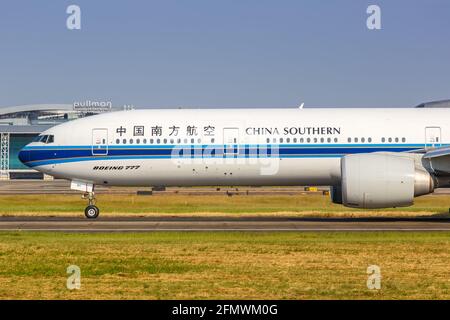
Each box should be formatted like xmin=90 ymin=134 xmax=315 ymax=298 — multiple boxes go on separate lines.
xmin=33 ymin=135 xmax=54 ymax=144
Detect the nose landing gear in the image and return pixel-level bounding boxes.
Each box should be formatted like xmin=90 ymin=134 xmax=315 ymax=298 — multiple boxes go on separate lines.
xmin=70 ymin=180 xmax=100 ymax=219
xmin=82 ymin=191 xmax=99 ymax=219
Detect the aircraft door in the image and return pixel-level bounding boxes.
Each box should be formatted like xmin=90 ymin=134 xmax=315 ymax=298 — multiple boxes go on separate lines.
xmin=223 ymin=128 xmax=239 ymax=155
xmin=92 ymin=128 xmax=108 ymax=155
xmin=425 ymin=127 xmax=441 ymax=150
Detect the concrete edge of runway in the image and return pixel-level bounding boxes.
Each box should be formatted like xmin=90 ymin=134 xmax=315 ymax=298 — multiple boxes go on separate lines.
xmin=0 ymin=216 xmax=449 ymax=232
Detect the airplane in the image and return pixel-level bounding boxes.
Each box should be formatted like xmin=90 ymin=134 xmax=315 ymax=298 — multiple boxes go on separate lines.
xmin=18 ymin=100 xmax=450 ymax=219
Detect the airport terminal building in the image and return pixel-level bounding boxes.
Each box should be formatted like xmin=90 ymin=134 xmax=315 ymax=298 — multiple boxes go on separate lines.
xmin=0 ymin=103 xmax=118 ymax=179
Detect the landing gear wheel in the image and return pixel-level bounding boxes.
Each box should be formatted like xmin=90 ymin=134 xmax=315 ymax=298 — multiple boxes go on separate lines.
xmin=85 ymin=205 xmax=100 ymax=219
xmin=82 ymin=190 xmax=98 ymax=219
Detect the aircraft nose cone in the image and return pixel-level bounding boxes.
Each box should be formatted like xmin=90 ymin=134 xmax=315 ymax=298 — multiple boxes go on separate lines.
xmin=18 ymin=148 xmax=30 ymax=166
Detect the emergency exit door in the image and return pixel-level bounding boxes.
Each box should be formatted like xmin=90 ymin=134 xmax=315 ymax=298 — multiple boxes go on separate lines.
xmin=92 ymin=128 xmax=108 ymax=155
xmin=425 ymin=127 xmax=441 ymax=150
xmin=223 ymin=128 xmax=239 ymax=155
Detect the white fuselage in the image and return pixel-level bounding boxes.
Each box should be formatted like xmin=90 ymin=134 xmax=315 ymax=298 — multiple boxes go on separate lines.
xmin=19 ymin=108 xmax=450 ymax=187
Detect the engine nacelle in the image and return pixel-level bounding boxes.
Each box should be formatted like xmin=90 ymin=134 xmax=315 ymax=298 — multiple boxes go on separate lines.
xmin=338 ymin=153 xmax=434 ymax=209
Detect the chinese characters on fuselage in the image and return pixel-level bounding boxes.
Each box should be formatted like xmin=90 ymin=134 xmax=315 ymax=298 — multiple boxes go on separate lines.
xmin=115 ymin=125 xmax=217 ymax=137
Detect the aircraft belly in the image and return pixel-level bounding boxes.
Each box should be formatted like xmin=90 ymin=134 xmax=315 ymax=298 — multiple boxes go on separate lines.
xmin=46 ymin=157 xmax=341 ymax=186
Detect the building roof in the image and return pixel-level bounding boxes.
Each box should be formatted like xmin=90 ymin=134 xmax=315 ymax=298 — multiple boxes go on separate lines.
xmin=0 ymin=104 xmax=75 ymax=116
xmin=415 ymin=99 xmax=450 ymax=108
xmin=0 ymin=125 xmax=53 ymax=134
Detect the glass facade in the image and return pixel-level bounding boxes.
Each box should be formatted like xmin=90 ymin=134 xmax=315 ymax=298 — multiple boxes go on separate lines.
xmin=10 ymin=134 xmax=38 ymax=169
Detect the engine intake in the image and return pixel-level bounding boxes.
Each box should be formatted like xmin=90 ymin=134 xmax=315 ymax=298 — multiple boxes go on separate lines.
xmin=336 ymin=153 xmax=434 ymax=209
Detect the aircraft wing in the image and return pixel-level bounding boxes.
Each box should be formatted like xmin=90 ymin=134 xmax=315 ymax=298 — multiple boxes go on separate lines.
xmin=423 ymin=146 xmax=450 ymax=159
xmin=422 ymin=147 xmax=450 ymax=175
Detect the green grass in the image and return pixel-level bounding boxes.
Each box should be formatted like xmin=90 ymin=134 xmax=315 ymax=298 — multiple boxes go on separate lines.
xmin=0 ymin=194 xmax=449 ymax=216
xmin=0 ymin=232 xmax=449 ymax=299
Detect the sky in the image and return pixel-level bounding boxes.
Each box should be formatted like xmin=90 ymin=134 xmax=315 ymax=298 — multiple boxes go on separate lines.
xmin=0 ymin=0 xmax=449 ymax=108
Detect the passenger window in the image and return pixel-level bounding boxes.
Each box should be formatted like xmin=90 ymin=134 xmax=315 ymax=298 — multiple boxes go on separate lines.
xmin=395 ymin=137 xmax=399 ymax=143
xmin=116 ymin=139 xmax=120 ymax=144
xmin=211 ymin=138 xmax=215 ymax=143
xmin=402 ymin=137 xmax=406 ymax=143
xmin=123 ymin=139 xmax=127 ymax=144
xmin=313 ymin=138 xmax=318 ymax=143
xmin=347 ymin=137 xmax=351 ymax=143
xmin=280 ymin=138 xmax=283 ymax=143
xmin=368 ymin=137 xmax=372 ymax=143
xmin=300 ymin=138 xmax=304 ymax=143
xmin=354 ymin=138 xmax=358 ymax=143
xmin=130 ymin=139 xmax=133 ymax=144
xmin=382 ymin=137 xmax=385 ymax=143
xmin=361 ymin=138 xmax=365 ymax=143
xmin=143 ymin=139 xmax=147 ymax=144
xmin=327 ymin=138 xmax=331 ymax=143
xmin=320 ymin=138 xmax=324 ymax=143
xmin=293 ymin=138 xmax=297 ymax=143
xmin=388 ymin=138 xmax=392 ymax=143
xmin=334 ymin=138 xmax=338 ymax=143
xmin=307 ymin=138 xmax=311 ymax=143
xmin=136 ymin=139 xmax=140 ymax=144
xmin=286 ymin=138 xmax=290 ymax=143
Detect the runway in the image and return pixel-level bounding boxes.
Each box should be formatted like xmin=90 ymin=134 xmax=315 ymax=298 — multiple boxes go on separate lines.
xmin=0 ymin=216 xmax=449 ymax=232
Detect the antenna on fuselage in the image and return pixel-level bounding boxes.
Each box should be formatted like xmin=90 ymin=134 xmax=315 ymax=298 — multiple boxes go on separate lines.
xmin=298 ymin=102 xmax=305 ymax=109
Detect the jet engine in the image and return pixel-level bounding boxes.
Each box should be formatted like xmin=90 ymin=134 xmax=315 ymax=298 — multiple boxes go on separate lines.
xmin=331 ymin=153 xmax=435 ymax=209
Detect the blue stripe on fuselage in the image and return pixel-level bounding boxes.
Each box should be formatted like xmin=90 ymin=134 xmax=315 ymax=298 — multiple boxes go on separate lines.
xmin=18 ymin=143 xmax=428 ymax=168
